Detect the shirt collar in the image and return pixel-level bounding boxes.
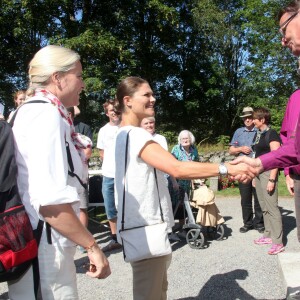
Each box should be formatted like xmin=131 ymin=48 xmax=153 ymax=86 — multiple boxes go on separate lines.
xmin=243 ymin=126 xmax=256 ymax=132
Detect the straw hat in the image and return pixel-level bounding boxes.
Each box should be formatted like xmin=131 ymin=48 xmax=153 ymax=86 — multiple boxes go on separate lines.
xmin=240 ymin=107 xmax=253 ymax=118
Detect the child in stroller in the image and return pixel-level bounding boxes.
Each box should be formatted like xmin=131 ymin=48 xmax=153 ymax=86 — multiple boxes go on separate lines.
xmin=172 ymin=179 xmax=225 ymax=249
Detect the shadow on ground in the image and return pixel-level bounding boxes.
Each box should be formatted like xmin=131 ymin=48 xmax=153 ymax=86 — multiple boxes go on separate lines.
xmin=176 ymin=269 xmax=263 ymax=300
xmin=280 ymin=206 xmax=296 ymax=245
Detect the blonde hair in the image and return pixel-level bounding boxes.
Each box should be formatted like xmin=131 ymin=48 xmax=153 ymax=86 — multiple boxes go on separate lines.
xmin=27 ymin=45 xmax=80 ymax=96
xmin=144 ymin=116 xmax=155 ymax=122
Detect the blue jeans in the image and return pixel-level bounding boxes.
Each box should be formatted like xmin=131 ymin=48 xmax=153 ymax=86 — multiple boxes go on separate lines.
xmin=102 ymin=176 xmax=117 ymax=220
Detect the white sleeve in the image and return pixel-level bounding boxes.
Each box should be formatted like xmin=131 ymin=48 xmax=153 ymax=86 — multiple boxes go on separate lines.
xmin=96 ymin=126 xmax=104 ymax=149
xmin=15 ymin=105 xmax=78 ymax=211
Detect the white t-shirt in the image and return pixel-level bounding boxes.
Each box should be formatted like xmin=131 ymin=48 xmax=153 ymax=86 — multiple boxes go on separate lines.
xmin=114 ymin=126 xmax=174 ymax=242
xmin=96 ymin=123 xmax=119 ymax=178
xmin=13 ymin=97 xmax=83 ymax=247
xmin=153 ymin=133 xmax=168 ymax=150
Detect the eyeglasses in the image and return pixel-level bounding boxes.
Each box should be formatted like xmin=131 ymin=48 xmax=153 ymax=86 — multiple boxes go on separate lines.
xmin=279 ymin=11 xmax=299 ymax=37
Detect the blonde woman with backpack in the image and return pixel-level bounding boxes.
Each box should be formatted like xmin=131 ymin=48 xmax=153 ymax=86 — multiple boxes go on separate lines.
xmin=8 ymin=45 xmax=110 ymax=300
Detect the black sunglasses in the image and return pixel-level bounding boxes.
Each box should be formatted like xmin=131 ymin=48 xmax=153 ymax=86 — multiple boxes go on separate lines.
xmin=279 ymin=11 xmax=299 ymax=37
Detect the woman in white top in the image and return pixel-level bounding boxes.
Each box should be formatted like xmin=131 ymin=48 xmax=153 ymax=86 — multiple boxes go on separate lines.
xmin=9 ymin=45 xmax=110 ymax=300
xmin=114 ymin=76 xmax=256 ymax=300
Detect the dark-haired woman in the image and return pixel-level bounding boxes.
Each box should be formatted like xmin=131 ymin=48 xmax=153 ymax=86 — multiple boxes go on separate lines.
xmin=114 ymin=76 xmax=256 ymax=300
xmin=252 ymin=107 xmax=284 ymax=255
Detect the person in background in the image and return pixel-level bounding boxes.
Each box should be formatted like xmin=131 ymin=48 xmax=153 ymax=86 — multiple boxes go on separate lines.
xmin=141 ymin=116 xmax=168 ymax=150
xmin=251 ymin=108 xmax=283 ymax=255
xmin=8 ymin=45 xmax=110 ymax=300
xmin=169 ymin=130 xmax=199 ymax=239
xmin=114 ymin=76 xmax=256 ymax=300
xmin=0 ymin=103 xmax=5 ymax=120
xmin=229 ymin=107 xmax=264 ymax=233
xmin=73 ymin=106 xmax=93 ymax=141
xmin=280 ymin=89 xmax=300 ymax=244
xmin=7 ymin=90 xmax=26 ymax=122
xmin=67 ymin=106 xmax=92 ymax=233
xmin=96 ymin=98 xmax=122 ymax=252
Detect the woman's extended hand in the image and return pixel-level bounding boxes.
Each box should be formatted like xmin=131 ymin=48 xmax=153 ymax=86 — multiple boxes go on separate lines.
xmin=86 ymin=244 xmax=111 ymax=279
xmin=226 ymin=160 xmax=259 ymax=183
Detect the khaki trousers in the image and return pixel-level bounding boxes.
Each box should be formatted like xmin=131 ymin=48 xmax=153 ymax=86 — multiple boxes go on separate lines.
xmin=255 ymin=170 xmax=283 ymax=244
xmin=130 ymin=253 xmax=172 ymax=300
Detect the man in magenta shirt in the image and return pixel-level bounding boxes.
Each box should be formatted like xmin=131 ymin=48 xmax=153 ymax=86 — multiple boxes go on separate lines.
xmin=280 ymin=90 xmax=300 ymax=242
xmin=232 ymin=2 xmax=300 ymax=242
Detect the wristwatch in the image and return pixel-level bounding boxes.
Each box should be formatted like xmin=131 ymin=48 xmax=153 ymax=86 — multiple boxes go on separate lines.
xmin=219 ymin=163 xmax=228 ymax=176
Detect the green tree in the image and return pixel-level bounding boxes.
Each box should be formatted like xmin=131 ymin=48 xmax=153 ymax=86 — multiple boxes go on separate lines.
xmin=0 ymin=0 xmax=298 ymax=141
xmin=192 ymin=0 xmax=297 ymax=137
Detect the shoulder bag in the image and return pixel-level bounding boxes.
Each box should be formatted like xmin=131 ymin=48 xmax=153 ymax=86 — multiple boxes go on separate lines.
xmin=119 ymin=130 xmax=171 ymax=262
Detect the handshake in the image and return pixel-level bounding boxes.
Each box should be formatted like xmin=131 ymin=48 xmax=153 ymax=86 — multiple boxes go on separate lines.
xmin=226 ymin=156 xmax=263 ymax=183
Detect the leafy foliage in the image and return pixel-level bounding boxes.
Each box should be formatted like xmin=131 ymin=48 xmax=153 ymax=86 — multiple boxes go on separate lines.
xmin=0 ymin=0 xmax=297 ymax=140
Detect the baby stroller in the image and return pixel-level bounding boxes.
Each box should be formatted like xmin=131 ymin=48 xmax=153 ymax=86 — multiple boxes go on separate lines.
xmin=175 ymin=180 xmax=225 ymax=249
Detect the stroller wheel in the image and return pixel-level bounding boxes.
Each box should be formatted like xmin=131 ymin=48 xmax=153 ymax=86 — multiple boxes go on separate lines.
xmin=214 ymin=224 xmax=225 ymax=241
xmin=186 ymin=229 xmax=205 ymax=249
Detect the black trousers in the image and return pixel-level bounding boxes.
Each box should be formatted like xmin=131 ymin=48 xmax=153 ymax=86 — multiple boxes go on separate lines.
xmin=239 ymin=181 xmax=264 ymax=227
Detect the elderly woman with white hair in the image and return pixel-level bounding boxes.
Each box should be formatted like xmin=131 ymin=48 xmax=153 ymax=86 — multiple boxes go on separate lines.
xmin=169 ymin=130 xmax=199 ymax=238
xmin=171 ymin=130 xmax=199 ymax=191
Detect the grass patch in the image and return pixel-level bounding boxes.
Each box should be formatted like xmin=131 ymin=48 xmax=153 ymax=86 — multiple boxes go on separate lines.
xmin=88 ymin=206 xmax=107 ymax=223
xmin=215 ymin=171 xmax=293 ymax=198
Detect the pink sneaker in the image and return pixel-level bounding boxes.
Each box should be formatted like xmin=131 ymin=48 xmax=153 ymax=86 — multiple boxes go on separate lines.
xmin=268 ymin=244 xmax=285 ymax=255
xmin=254 ymin=236 xmax=272 ymax=245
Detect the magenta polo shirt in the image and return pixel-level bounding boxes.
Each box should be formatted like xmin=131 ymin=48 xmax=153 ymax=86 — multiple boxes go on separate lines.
xmin=260 ymin=137 xmax=299 ymax=171
xmin=280 ymin=89 xmax=300 ymax=175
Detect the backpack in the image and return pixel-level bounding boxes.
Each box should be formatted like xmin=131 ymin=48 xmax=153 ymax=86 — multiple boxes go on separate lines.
xmin=0 ymin=99 xmax=86 ymax=285
xmin=0 ymin=119 xmax=43 ymax=298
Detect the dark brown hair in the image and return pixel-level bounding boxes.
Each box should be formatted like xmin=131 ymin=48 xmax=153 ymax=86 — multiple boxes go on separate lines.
xmin=253 ymin=107 xmax=271 ymax=125
xmin=115 ymin=77 xmax=148 ymax=112
xmin=67 ymin=106 xmax=75 ymax=117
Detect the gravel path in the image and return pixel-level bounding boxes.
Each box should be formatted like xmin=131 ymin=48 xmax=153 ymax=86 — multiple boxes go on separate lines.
xmin=0 ymin=196 xmax=297 ymax=300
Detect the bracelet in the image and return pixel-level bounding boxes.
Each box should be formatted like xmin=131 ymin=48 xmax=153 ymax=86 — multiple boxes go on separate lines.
xmin=268 ymin=179 xmax=276 ymax=183
xmin=84 ymin=240 xmax=98 ymax=253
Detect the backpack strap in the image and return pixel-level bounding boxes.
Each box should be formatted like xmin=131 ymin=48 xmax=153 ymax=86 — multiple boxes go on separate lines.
xmin=32 ymin=219 xmax=44 ymax=299
xmin=8 ymin=100 xmax=48 ymax=127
